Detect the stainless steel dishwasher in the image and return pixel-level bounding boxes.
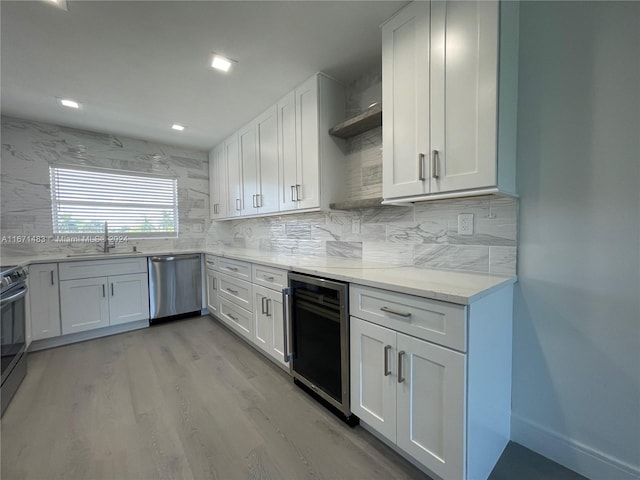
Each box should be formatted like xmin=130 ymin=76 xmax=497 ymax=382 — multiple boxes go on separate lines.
xmin=148 ymin=254 xmax=202 ymax=322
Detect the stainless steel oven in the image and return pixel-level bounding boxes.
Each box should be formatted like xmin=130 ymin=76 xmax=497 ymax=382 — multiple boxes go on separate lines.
xmin=1 ymin=265 xmax=28 ymax=416
xmin=284 ymin=272 xmax=356 ymax=424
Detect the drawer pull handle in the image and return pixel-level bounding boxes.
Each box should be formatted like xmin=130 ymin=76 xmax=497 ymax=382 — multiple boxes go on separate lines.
xmin=384 ymin=345 xmax=392 ymax=376
xmin=380 ymin=306 xmax=411 ymax=318
xmin=398 ymin=351 xmax=406 ymax=383
xmin=264 ymin=276 xmax=275 ymax=281
xmin=226 ymin=266 xmax=238 ymax=272
xmin=51 ymin=270 xmax=55 ymax=285
xmin=226 ymin=288 xmax=239 ymax=295
xmin=261 ymin=296 xmax=267 ymax=315
xmin=228 ymin=313 xmax=238 ymax=321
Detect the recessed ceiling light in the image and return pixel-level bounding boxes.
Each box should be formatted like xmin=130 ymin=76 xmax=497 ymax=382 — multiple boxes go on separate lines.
xmin=172 ymin=124 xmax=185 ymax=131
xmin=211 ymin=55 xmax=232 ymax=72
xmin=59 ymin=99 xmax=80 ymax=109
xmin=44 ymin=0 xmax=68 ymax=11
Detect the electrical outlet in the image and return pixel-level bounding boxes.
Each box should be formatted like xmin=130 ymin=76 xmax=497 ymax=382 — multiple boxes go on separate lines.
xmin=458 ymin=213 xmax=474 ymax=235
xmin=352 ymin=217 xmax=361 ymax=234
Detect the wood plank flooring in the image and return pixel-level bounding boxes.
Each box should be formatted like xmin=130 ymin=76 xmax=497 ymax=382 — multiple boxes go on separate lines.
xmin=1 ymin=315 xmax=587 ymax=480
xmin=1 ymin=316 xmax=430 ymax=480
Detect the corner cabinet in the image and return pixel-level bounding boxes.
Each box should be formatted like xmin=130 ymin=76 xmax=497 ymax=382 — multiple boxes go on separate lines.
xmin=350 ymin=283 xmax=513 ymax=480
xmin=209 ymin=72 xmax=346 ymax=220
xmin=382 ymin=1 xmax=519 ymax=203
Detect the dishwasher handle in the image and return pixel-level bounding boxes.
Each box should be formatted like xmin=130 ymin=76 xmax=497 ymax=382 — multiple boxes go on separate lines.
xmin=150 ymin=254 xmax=201 ymax=262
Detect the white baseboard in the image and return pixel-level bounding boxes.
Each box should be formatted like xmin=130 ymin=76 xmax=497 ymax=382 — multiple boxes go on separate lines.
xmin=511 ymin=413 xmax=640 ymax=480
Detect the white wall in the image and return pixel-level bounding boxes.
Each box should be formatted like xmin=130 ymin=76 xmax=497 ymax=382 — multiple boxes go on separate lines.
xmin=512 ymin=2 xmax=640 ymax=479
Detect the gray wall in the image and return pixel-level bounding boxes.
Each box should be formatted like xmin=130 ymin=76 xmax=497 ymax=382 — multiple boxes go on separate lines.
xmin=512 ymin=2 xmax=640 ymax=479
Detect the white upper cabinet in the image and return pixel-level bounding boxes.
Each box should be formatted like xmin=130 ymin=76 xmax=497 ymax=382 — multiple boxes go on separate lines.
xmin=225 ymin=133 xmax=243 ymax=218
xmin=210 ymin=73 xmax=346 ymax=220
xmin=209 ymin=143 xmax=227 ymax=220
xmin=382 ymin=0 xmax=518 ymax=202
xmin=278 ymin=91 xmax=298 ymax=212
xmin=382 ymin=1 xmax=431 ymax=199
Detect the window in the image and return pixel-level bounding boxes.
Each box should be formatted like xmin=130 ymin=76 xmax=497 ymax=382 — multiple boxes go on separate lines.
xmin=50 ymin=166 xmax=178 ymax=237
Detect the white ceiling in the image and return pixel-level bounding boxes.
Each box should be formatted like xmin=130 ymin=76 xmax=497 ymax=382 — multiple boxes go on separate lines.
xmin=1 ymin=0 xmax=407 ymax=152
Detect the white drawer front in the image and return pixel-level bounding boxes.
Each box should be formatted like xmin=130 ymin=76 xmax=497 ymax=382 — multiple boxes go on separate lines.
xmin=218 ymin=257 xmax=251 ymax=280
xmin=252 ymin=264 xmax=287 ymax=291
xmin=218 ymin=273 xmax=253 ymax=311
xmin=219 ymin=298 xmax=253 ymax=341
xmin=205 ymin=255 xmax=219 ymax=271
xmin=59 ymin=257 xmax=147 ymax=281
xmin=350 ymin=284 xmax=466 ymax=352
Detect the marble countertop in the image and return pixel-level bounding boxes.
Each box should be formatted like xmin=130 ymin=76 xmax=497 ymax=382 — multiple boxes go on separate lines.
xmin=3 ymin=248 xmax=516 ymax=305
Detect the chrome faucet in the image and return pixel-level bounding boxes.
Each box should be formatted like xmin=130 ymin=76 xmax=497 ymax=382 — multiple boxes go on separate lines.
xmin=103 ymin=221 xmax=115 ymax=253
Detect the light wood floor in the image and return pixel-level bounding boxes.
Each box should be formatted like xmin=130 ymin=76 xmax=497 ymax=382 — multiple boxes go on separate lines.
xmin=1 ymin=316 xmax=431 ymax=480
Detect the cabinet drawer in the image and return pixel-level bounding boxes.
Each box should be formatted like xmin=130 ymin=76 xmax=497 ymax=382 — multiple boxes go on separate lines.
xmin=252 ymin=264 xmax=287 ymax=291
xmin=59 ymin=257 xmax=147 ymax=280
xmin=219 ymin=298 xmax=253 ymax=341
xmin=218 ymin=257 xmax=251 ymax=280
xmin=205 ymin=255 xmax=219 ymax=271
xmin=350 ymin=284 xmax=466 ymax=352
xmin=218 ymin=273 xmax=252 ymax=311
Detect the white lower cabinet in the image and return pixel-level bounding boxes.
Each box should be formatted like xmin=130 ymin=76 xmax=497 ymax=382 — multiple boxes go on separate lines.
xmin=108 ymin=273 xmax=149 ymax=326
xmin=60 ymin=277 xmax=110 ymax=334
xmin=350 ymin=317 xmax=464 ymax=480
xmin=253 ymin=284 xmax=286 ymax=368
xmin=219 ymin=297 xmax=253 ymax=341
xmin=350 ymin=283 xmax=513 ymax=480
xmin=28 ymin=263 xmax=61 ymax=341
xmin=205 ymin=267 xmax=220 ymax=316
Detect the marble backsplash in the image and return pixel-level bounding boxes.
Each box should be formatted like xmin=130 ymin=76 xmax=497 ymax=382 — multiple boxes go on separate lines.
xmin=0 ymin=116 xmax=209 ymax=259
xmin=206 ymin=194 xmax=518 ymax=276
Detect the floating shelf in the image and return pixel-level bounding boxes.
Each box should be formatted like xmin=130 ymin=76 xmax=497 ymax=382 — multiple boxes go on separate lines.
xmin=328 ymin=103 xmax=382 ymax=139
xmin=330 ymin=197 xmax=394 ymax=210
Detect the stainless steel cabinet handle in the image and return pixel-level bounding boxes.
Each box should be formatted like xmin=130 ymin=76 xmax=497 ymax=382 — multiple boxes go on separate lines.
xmin=236 ymin=198 xmax=241 ymax=211
xmin=213 ymin=203 xmax=219 ymax=214
xmin=398 ymin=351 xmax=406 ymax=383
xmin=226 ymin=266 xmax=238 ymax=272
xmin=261 ymin=296 xmax=267 ymax=315
xmin=264 ymin=276 xmax=274 ymax=281
xmin=291 ymin=185 xmax=297 ymax=202
xmin=111 ymin=283 xmax=114 ymax=296
xmin=432 ymin=149 xmax=440 ymax=179
xmin=226 ymin=288 xmax=239 ymax=295
xmin=258 ymin=194 xmax=263 ymax=208
xmin=266 ymin=298 xmax=272 ymax=317
xmin=212 ymin=277 xmax=216 ymax=290
xmin=384 ymin=345 xmax=392 ymax=376
xmin=295 ymin=184 xmax=301 ymax=201
xmin=102 ymin=284 xmax=106 ymax=297
xmin=252 ymin=194 xmax=257 ymax=208
xmin=380 ymin=306 xmax=411 ymax=318
xmin=228 ymin=313 xmax=238 ymax=321
xmin=418 ymin=153 xmax=426 ymax=181
xmin=50 ymin=270 xmax=55 ymax=285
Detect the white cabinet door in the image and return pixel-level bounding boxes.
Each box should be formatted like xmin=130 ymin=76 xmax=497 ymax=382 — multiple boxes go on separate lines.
xmin=60 ymin=277 xmax=109 ymax=334
xmin=253 ymin=285 xmax=287 ymax=367
xmin=295 ymin=75 xmax=320 ymax=210
xmin=29 ymin=263 xmax=61 ymax=341
xmin=109 ymin=273 xmax=149 ymax=326
xmin=225 ymin=133 xmax=243 ymax=218
xmin=396 ymin=332 xmax=466 ymax=480
xmin=206 ymin=269 xmax=219 ymax=315
xmin=239 ymin=122 xmax=258 ymax=215
xmin=278 ymin=91 xmax=298 ymax=211
xmin=350 ymin=317 xmax=398 ymax=443
xmin=209 ymin=143 xmax=227 ymax=219
xmin=430 ymin=0 xmax=499 ymax=193
xmin=256 ymin=105 xmax=280 ymax=214
xmin=382 ymin=1 xmax=431 ymax=199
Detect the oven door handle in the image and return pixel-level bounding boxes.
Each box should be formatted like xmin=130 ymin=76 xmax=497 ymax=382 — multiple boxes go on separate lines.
xmin=282 ymin=287 xmax=294 ymax=363
xmin=0 ymin=285 xmax=28 ymax=306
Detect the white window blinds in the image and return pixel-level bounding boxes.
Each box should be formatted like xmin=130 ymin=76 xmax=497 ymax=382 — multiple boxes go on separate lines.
xmin=50 ymin=166 xmax=178 ymax=237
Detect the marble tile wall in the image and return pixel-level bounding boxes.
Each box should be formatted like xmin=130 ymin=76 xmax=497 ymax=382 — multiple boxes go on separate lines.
xmin=1 ymin=116 xmax=209 ymax=258
xmin=342 ymin=68 xmax=383 ymax=202
xmin=206 ymin=194 xmax=518 ymax=276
